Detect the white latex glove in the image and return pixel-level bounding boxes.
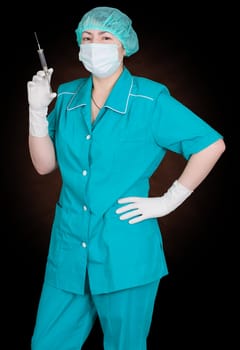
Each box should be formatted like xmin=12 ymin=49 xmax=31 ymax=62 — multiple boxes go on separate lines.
xmin=116 ymin=180 xmax=193 ymax=224
xmin=27 ymin=68 xmax=57 ymax=137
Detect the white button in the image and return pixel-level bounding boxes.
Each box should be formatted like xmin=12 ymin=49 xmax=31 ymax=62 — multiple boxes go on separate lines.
xmin=83 ymin=205 xmax=88 ymax=211
xmin=86 ymin=134 xmax=91 ymax=140
xmin=81 ymin=241 xmax=87 ymax=248
xmin=82 ymin=170 xmax=87 ymax=176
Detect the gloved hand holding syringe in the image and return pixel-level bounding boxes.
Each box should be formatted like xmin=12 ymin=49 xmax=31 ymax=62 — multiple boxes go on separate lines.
xmin=27 ymin=33 xmax=57 ymax=137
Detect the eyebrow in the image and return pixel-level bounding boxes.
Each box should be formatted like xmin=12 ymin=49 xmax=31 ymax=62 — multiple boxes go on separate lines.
xmin=83 ymin=31 xmax=112 ymax=35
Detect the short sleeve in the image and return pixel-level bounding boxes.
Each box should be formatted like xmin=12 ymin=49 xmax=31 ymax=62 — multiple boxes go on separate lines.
xmin=152 ymin=93 xmax=223 ymax=159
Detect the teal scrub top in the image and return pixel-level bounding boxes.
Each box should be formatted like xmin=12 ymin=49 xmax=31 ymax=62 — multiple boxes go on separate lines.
xmin=44 ymin=67 xmax=223 ymax=295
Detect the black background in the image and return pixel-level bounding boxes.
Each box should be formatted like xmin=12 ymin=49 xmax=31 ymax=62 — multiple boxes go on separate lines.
xmin=3 ymin=1 xmax=232 ymax=349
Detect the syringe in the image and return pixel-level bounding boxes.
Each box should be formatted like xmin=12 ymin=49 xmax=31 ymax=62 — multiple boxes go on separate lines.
xmin=34 ymin=32 xmax=51 ymax=86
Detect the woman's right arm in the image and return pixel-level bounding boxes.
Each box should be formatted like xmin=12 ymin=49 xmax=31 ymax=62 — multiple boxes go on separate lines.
xmin=27 ymin=68 xmax=58 ymax=175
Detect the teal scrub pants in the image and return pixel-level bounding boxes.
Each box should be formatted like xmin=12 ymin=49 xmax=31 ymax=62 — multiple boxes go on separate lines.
xmin=31 ymin=279 xmax=160 ymax=350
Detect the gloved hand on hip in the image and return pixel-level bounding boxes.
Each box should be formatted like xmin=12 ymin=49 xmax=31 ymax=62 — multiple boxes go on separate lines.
xmin=116 ymin=180 xmax=193 ymax=224
xmin=27 ymin=68 xmax=57 ymax=137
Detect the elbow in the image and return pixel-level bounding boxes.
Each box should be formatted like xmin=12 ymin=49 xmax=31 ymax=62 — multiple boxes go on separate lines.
xmin=35 ymin=168 xmax=52 ymax=176
xmin=32 ymin=162 xmax=57 ymax=175
xmin=34 ymin=167 xmax=53 ymax=176
xmin=207 ymin=138 xmax=226 ymax=162
xmin=216 ymin=138 xmax=226 ymax=156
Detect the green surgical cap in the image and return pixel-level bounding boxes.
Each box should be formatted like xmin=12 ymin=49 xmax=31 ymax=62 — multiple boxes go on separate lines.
xmin=75 ymin=7 xmax=139 ymax=57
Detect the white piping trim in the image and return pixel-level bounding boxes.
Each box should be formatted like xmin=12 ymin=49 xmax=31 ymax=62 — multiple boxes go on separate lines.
xmin=57 ymin=92 xmax=75 ymax=97
xmin=130 ymin=93 xmax=154 ymax=101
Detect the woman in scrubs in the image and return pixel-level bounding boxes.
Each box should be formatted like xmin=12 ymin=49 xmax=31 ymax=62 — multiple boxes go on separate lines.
xmin=27 ymin=6 xmax=226 ymax=350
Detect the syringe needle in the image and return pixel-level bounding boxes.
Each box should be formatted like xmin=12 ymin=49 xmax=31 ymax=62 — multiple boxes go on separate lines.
xmin=34 ymin=32 xmax=41 ymax=50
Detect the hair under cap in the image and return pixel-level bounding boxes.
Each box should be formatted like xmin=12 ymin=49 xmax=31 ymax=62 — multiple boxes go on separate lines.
xmin=75 ymin=7 xmax=139 ymax=57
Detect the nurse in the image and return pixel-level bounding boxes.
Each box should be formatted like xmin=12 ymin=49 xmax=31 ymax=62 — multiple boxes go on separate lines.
xmin=27 ymin=6 xmax=226 ymax=350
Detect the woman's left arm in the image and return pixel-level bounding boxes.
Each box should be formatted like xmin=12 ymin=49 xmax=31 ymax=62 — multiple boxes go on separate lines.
xmin=116 ymin=138 xmax=226 ymax=224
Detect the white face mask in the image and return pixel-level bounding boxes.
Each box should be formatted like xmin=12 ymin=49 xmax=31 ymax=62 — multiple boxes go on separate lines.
xmin=79 ymin=43 xmax=121 ymax=78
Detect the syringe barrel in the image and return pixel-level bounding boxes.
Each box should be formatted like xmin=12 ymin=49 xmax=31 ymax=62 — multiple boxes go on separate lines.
xmin=37 ymin=48 xmax=48 ymax=71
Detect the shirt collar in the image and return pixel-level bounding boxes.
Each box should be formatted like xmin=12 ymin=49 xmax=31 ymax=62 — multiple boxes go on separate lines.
xmin=67 ymin=67 xmax=133 ymax=115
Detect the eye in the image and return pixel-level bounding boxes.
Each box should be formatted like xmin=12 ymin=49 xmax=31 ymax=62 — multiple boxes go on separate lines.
xmin=81 ymin=32 xmax=93 ymax=42
xmin=82 ymin=36 xmax=91 ymax=42
xmin=100 ymin=32 xmax=115 ymax=42
xmin=102 ymin=35 xmax=112 ymax=41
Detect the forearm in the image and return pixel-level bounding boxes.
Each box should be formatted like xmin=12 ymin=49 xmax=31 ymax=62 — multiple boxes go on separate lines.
xmin=29 ymin=135 xmax=57 ymax=175
xmin=178 ymin=138 xmax=226 ymax=191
